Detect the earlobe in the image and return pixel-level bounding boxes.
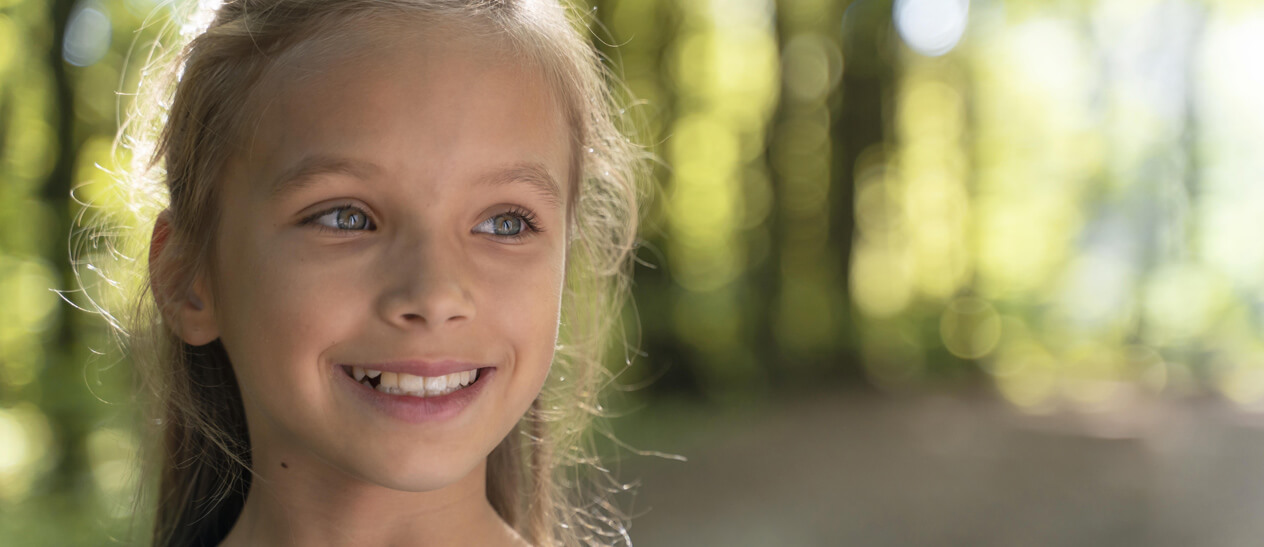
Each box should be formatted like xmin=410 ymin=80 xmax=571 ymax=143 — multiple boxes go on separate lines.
xmin=187 ymin=288 xmax=205 ymax=311
xmin=149 ymin=211 xmax=220 ymax=346
xmin=179 ymin=275 xmax=220 ymax=346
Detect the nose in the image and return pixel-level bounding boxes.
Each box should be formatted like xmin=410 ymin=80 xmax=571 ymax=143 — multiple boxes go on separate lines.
xmin=376 ymin=235 xmax=476 ymax=329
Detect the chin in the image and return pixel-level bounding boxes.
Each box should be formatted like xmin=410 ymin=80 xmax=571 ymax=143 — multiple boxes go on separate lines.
xmin=340 ymin=448 xmax=486 ymax=493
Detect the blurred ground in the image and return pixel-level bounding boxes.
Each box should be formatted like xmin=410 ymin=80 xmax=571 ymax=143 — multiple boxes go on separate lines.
xmin=619 ymin=391 xmax=1264 ymax=547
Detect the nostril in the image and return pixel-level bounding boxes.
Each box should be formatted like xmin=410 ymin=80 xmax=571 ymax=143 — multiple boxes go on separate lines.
xmin=399 ymin=312 xmax=468 ymax=324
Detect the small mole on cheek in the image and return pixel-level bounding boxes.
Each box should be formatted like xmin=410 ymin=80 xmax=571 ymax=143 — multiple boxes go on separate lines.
xmin=281 ymin=462 xmax=289 ymax=469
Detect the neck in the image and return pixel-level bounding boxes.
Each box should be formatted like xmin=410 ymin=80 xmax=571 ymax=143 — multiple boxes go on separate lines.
xmin=217 ymin=450 xmax=523 ymax=547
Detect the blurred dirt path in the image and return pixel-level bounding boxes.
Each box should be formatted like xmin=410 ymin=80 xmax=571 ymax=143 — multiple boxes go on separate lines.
xmin=618 ymin=392 xmax=1264 ymax=547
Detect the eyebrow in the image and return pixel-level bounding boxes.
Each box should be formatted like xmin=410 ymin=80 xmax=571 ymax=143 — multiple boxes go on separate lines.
xmin=268 ymin=155 xmax=564 ymax=209
xmin=478 ymin=162 xmax=564 ymax=209
xmin=268 ymin=154 xmax=382 ymax=200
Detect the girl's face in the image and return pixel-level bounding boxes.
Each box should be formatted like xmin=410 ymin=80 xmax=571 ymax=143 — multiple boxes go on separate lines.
xmin=183 ymin=27 xmax=571 ymax=492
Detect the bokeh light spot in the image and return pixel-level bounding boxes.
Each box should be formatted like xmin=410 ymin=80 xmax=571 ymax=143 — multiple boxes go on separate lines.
xmin=0 ymin=404 xmax=54 ymax=502
xmin=894 ymin=0 xmax=969 ymax=57
xmin=1142 ymin=263 xmax=1228 ymax=345
xmin=1219 ymin=358 xmax=1264 ymax=406
xmin=850 ymin=241 xmax=912 ymax=318
xmin=62 ymin=0 xmax=111 ymax=67
xmin=0 ymin=255 xmax=61 ymax=342
xmin=781 ymin=32 xmax=843 ymax=102
xmin=87 ymin=428 xmax=139 ymax=517
xmin=0 ymin=15 xmax=18 ymax=74
xmin=940 ymin=297 xmax=1001 ymax=359
xmin=862 ymin=325 xmax=926 ymax=390
xmin=991 ymin=342 xmax=1057 ymax=409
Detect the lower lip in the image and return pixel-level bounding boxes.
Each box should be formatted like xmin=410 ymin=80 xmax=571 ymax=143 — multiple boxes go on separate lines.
xmin=337 ymin=367 xmax=494 ymax=423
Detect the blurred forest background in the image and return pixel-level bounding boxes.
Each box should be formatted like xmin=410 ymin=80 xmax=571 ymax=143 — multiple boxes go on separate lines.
xmin=4 ymin=0 xmax=1264 ymax=544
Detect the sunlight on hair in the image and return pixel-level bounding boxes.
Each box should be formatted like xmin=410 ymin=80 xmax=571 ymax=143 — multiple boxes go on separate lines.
xmin=181 ymin=0 xmax=221 ymax=38
xmin=123 ymin=0 xmax=161 ymax=18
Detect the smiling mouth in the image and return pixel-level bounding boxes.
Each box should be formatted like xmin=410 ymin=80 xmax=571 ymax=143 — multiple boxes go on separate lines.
xmin=341 ymin=365 xmax=483 ymax=398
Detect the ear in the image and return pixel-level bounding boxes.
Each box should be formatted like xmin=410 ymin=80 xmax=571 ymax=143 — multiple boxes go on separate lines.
xmin=149 ymin=211 xmax=220 ymax=346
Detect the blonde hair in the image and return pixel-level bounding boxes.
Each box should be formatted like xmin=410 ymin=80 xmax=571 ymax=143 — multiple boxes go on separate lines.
xmin=82 ymin=1 xmax=648 ymax=545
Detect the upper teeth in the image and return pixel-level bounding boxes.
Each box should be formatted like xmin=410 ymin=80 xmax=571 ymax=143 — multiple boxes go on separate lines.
xmin=352 ymin=366 xmax=478 ymax=397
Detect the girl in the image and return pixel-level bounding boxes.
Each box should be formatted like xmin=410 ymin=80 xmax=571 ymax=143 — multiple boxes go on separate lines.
xmin=89 ymin=0 xmax=647 ymax=545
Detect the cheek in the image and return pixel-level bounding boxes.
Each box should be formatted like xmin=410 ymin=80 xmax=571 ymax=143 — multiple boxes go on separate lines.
xmin=211 ymin=231 xmax=366 ymax=392
xmin=479 ymin=248 xmax=565 ymax=386
xmin=491 ymin=258 xmax=562 ymax=329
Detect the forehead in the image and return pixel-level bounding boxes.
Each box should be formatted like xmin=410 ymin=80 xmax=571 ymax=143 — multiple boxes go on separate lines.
xmin=232 ymin=20 xmax=572 ymax=203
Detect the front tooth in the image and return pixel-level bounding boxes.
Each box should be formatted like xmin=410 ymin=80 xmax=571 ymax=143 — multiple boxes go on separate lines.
xmin=366 ymin=369 xmax=382 ymax=379
xmin=425 ymin=375 xmax=448 ymax=393
xmin=446 ymin=372 xmax=464 ymax=387
xmin=398 ymin=372 xmax=425 ymax=393
xmin=379 ymin=372 xmax=399 ymax=389
xmin=353 ymin=366 xmax=366 ymax=381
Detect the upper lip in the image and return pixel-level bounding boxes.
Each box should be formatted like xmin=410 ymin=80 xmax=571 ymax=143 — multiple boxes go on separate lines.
xmin=338 ymin=360 xmax=491 ymax=377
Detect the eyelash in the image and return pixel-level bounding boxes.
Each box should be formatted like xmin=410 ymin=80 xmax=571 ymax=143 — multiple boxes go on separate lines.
xmin=299 ymin=204 xmax=375 ymax=236
xmin=298 ymin=203 xmax=543 ymax=240
xmin=496 ymin=206 xmax=544 ymax=240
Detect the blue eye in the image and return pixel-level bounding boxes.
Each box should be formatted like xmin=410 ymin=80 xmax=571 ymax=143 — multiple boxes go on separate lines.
xmin=304 ymin=205 xmax=375 ymax=231
xmin=493 ymin=214 xmax=522 ymax=235
xmin=474 ymin=208 xmax=541 ymax=239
